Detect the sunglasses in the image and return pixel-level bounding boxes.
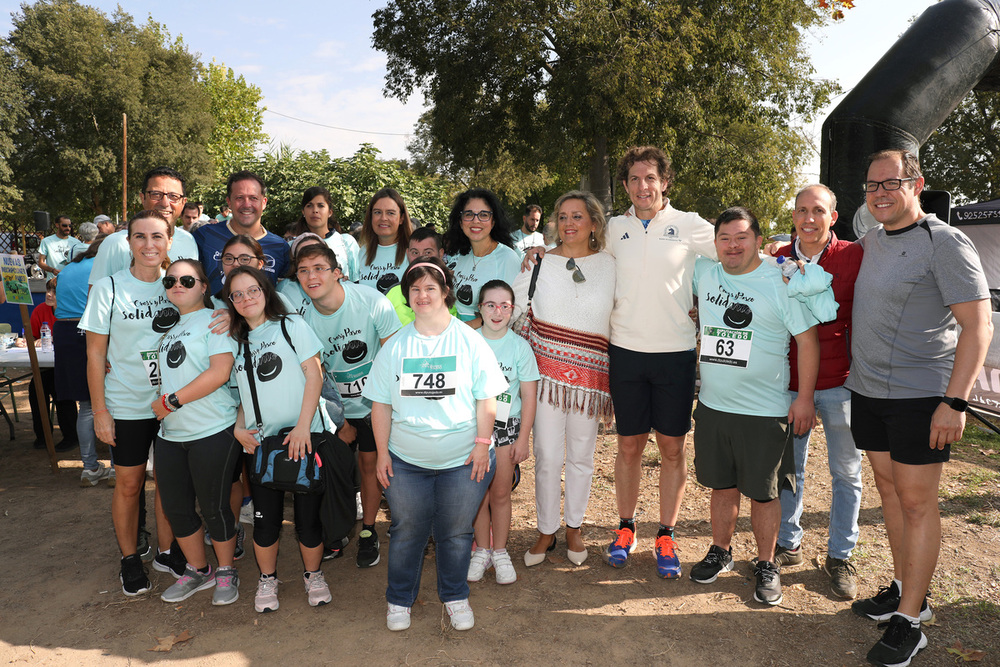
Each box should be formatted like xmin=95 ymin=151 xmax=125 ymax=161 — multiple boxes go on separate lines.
xmin=566 ymin=257 xmax=586 ymax=283
xmin=162 ymin=275 xmax=200 ymax=289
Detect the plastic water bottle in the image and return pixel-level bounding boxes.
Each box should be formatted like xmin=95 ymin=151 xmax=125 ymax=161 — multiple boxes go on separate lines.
xmin=776 ymin=256 xmax=800 ymax=280
xmin=40 ymin=322 xmax=52 ymax=351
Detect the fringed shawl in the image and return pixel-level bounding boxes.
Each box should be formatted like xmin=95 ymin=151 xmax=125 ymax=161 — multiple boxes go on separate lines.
xmin=525 ymin=315 xmax=612 ymax=420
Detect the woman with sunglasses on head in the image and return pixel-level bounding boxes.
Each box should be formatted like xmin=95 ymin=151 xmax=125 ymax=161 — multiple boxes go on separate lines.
xmin=514 ymin=191 xmax=616 ymax=568
xmin=225 ymin=266 xmax=336 ymax=613
xmin=80 ymin=210 xmax=185 ymax=596
xmin=291 ymin=186 xmax=361 ymax=281
xmin=443 ymin=188 xmax=520 ymax=326
xmin=357 ymin=188 xmax=413 ymax=295
xmin=151 ymin=259 xmax=241 ymax=606
xmin=363 ymin=256 xmax=508 ymax=632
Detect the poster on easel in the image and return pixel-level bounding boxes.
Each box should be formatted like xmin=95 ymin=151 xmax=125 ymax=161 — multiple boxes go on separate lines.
xmin=0 ymin=253 xmax=32 ymax=305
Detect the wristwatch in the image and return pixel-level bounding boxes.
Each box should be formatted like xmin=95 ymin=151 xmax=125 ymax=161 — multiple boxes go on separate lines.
xmin=167 ymin=393 xmax=183 ymax=410
xmin=941 ymin=396 xmax=968 ymax=413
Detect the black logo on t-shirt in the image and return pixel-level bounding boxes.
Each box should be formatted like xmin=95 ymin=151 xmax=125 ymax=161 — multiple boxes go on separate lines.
xmin=152 ymin=308 xmax=180 ymax=333
xmin=165 ymin=341 xmax=186 ymax=368
xmin=457 ymin=284 xmax=474 ymax=306
xmin=342 ymin=339 xmax=368 ymax=364
xmin=256 ymin=352 xmax=282 ymax=382
xmin=723 ymin=303 xmax=753 ymax=329
xmin=376 ymin=273 xmax=399 ymax=294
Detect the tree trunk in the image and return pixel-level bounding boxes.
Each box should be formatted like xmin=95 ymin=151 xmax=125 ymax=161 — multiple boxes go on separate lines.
xmin=587 ymin=136 xmax=611 ymax=214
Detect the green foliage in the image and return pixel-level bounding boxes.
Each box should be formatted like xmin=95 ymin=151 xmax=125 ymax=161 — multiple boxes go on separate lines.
xmin=3 ymin=0 xmax=214 ymax=221
xmin=374 ymin=0 xmax=837 ymax=223
xmin=0 ymin=49 xmax=27 ymax=217
xmin=201 ymin=60 xmax=268 ymax=178
xmin=921 ymin=90 xmax=1000 ymax=205
xmin=190 ymin=143 xmax=457 ymax=234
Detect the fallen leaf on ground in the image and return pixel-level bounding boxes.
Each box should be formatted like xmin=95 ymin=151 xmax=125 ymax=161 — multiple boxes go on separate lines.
xmin=946 ymin=641 xmax=986 ymax=662
xmin=148 ymin=630 xmax=192 ymax=652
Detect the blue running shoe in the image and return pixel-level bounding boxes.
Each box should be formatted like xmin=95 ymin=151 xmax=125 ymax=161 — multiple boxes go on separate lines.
xmin=603 ymin=527 xmax=636 ymax=568
xmin=655 ymin=535 xmax=682 ymax=579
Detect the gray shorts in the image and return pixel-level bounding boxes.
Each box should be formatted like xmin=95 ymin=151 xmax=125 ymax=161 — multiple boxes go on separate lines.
xmin=692 ymin=402 xmax=795 ymax=501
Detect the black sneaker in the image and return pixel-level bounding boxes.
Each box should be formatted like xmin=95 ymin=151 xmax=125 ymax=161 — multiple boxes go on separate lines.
xmin=690 ymin=545 xmax=733 ymax=584
xmin=852 ymin=581 xmax=934 ymax=622
xmin=774 ymin=543 xmax=803 ymax=567
xmin=753 ymin=560 xmax=782 ymax=605
xmin=323 ymin=536 xmax=349 ymax=561
xmin=152 ymin=542 xmax=186 ymax=579
xmin=824 ymin=556 xmax=858 ymax=599
xmin=357 ymin=528 xmax=381 ymax=568
xmin=136 ymin=528 xmax=153 ymax=563
xmin=120 ymin=554 xmax=151 ymax=596
xmin=867 ymin=614 xmax=927 ymax=667
xmin=234 ymin=524 xmax=245 ymax=561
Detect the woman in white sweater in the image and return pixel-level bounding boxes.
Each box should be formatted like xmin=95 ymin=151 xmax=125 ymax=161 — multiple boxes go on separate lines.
xmin=512 ymin=191 xmax=616 ymax=567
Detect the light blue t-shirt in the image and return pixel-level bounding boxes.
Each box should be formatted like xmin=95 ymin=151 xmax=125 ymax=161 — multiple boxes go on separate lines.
xmin=447 ymin=244 xmax=521 ymax=321
xmin=79 ymin=269 xmax=178 ymax=418
xmin=363 ymin=318 xmax=509 ymax=469
xmin=357 ymin=243 xmax=408 ymax=294
xmin=277 ymin=279 xmax=312 ymax=317
xmin=229 ymin=316 xmax=331 ymax=437
xmin=54 ymin=256 xmax=93 ymax=319
xmin=326 ymin=232 xmax=361 ymax=282
xmin=88 ymin=227 xmax=200 ymax=285
xmin=303 ymin=282 xmax=401 ymax=419
xmin=38 ymin=234 xmax=85 ymax=277
xmin=693 ymin=257 xmax=817 ymax=417
xmin=482 ymin=329 xmax=540 ymax=425
xmin=157 ymin=308 xmax=238 ymax=441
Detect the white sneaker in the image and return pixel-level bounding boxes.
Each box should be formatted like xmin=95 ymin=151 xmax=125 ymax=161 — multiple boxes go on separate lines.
xmin=492 ymin=549 xmax=517 ymax=584
xmin=355 ymin=492 xmax=364 ymax=521
xmin=444 ymin=599 xmax=475 ymax=631
xmin=303 ymin=571 xmax=332 ymax=607
xmin=467 ymin=548 xmax=492 ymax=582
xmin=239 ymin=500 xmax=254 ymax=525
xmin=387 ymin=603 xmax=411 ymax=631
xmin=254 ymin=575 xmax=279 ymax=613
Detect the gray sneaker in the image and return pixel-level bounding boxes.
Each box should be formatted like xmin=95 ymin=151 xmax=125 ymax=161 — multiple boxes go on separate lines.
xmin=824 ymin=556 xmax=858 ymax=599
xmin=774 ymin=544 xmax=803 ymax=567
xmin=212 ymin=567 xmax=240 ymax=606
xmin=80 ymin=462 xmax=110 ymax=487
xmin=161 ymin=565 xmax=216 ymax=603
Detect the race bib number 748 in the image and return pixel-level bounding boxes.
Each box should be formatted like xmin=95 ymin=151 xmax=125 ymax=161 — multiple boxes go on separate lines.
xmin=400 ymin=356 xmax=458 ymax=397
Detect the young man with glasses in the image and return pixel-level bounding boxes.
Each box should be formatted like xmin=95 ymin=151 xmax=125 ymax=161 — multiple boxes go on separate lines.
xmin=848 ymin=149 xmax=992 ymax=667
xmin=88 ymin=167 xmax=200 ymax=286
xmin=294 ymin=244 xmax=400 ymax=568
xmin=194 ymin=171 xmax=291 ymax=294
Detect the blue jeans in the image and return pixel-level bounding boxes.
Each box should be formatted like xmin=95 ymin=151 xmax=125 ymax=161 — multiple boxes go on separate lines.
xmin=78 ymin=400 xmax=98 ymax=470
xmin=383 ymin=449 xmax=495 ymax=607
xmin=778 ymin=386 xmax=863 ymax=559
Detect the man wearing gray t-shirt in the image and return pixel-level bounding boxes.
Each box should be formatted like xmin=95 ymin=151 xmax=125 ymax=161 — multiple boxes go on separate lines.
xmin=847 ymin=149 xmax=992 ymax=667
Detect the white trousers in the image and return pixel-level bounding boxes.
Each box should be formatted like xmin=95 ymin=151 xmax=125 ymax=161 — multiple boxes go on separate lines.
xmin=532 ymin=400 xmax=600 ymax=534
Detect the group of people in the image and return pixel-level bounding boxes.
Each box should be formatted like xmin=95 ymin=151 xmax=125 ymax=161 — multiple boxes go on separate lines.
xmin=34 ymin=143 xmax=989 ymax=667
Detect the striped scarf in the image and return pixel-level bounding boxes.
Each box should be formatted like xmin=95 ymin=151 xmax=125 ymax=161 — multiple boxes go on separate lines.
xmin=525 ymin=313 xmax=612 ymax=420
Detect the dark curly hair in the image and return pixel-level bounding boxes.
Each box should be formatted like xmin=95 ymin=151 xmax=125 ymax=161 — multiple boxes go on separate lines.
xmin=443 ymin=188 xmax=515 ymax=256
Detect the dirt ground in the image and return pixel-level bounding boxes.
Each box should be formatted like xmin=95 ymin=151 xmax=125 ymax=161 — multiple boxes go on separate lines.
xmin=1 ymin=385 xmax=998 ymax=666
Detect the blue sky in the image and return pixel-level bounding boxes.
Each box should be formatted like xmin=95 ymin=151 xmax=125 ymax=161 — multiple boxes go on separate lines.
xmin=1 ymin=0 xmax=939 ymax=184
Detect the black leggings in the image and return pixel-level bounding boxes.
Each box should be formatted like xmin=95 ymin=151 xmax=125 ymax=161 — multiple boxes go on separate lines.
xmin=154 ymin=425 xmax=240 ymax=541
xmin=245 ymin=453 xmax=324 ymax=549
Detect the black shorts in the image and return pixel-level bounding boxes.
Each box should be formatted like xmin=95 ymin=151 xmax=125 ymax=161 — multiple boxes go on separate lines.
xmin=609 ymin=345 xmax=696 ymax=437
xmin=850 ymin=392 xmax=949 ymax=465
xmin=112 ymin=418 xmax=160 ymax=468
xmin=53 ymin=320 xmax=89 ymax=402
xmin=494 ymin=416 xmax=521 ymax=448
xmin=347 ymin=415 xmax=376 ymax=453
xmin=692 ymin=402 xmax=795 ymax=501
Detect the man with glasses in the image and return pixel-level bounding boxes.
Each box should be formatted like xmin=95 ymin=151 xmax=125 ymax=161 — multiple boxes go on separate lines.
xmin=848 ymin=149 xmax=991 ymax=667
xmin=88 ymin=167 xmax=200 ymax=286
xmin=37 ymin=215 xmax=84 ymax=278
xmin=193 ymin=171 xmax=290 ymax=294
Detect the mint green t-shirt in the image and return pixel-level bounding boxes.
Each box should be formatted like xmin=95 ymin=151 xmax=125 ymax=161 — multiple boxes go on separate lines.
xmin=447 ymin=244 xmax=521 ymax=321
xmin=79 ymin=269 xmax=178 ymax=418
xmin=303 ymin=282 xmax=401 ymax=419
xmin=481 ymin=328 xmax=540 ymax=425
xmin=229 ymin=316 xmax=331 ymax=437
xmin=693 ymin=257 xmax=817 ymax=417
xmin=88 ymin=228 xmax=200 ymax=285
xmin=157 ymin=308 xmax=238 ymax=441
xmin=357 ymin=243 xmax=408 ymax=294
xmin=363 ymin=318 xmax=509 ymax=469
xmin=277 ymin=279 xmax=311 ymax=317
xmin=38 ymin=234 xmax=85 ymax=277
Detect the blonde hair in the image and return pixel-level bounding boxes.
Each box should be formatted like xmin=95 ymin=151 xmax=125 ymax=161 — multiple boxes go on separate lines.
xmin=550 ymin=190 xmax=607 ymax=251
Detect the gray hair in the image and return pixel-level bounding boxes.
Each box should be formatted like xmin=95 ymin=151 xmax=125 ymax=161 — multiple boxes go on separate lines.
xmin=77 ymin=222 xmax=99 ymax=243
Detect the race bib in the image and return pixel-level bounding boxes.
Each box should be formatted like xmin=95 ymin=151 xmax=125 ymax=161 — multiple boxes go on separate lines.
xmin=140 ymin=350 xmax=160 ymax=387
xmin=400 ymin=356 xmax=457 ymax=398
xmin=700 ymin=326 xmax=753 ymax=368
xmin=495 ymin=392 xmax=512 ymax=427
xmin=332 ymin=362 xmax=372 ymax=399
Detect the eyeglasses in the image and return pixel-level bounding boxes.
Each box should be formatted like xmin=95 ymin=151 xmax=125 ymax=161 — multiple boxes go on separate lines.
xmin=863 ymin=178 xmax=916 ymax=193
xmin=296 ymin=266 xmax=334 ymax=279
xmin=162 ymin=275 xmax=200 ymax=289
xmin=144 ymin=190 xmax=184 ymax=203
xmin=461 ymin=210 xmax=493 ymax=222
xmin=222 ymin=253 xmax=257 ymax=266
xmin=229 ymin=285 xmax=262 ymax=303
xmin=566 ymin=257 xmax=586 ymax=283
xmin=481 ymin=301 xmax=513 ymax=314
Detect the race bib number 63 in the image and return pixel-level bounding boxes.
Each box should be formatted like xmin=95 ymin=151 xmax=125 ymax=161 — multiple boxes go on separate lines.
xmin=700 ymin=326 xmax=753 ymax=368
xmin=401 ymin=356 xmax=458 ymax=397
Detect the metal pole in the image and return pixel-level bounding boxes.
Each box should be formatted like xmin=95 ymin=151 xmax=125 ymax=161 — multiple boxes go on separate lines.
xmin=122 ymin=113 xmax=128 ymax=223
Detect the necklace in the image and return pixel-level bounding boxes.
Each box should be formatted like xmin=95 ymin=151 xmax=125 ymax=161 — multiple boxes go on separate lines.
xmin=471 ymin=241 xmax=497 ymax=270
